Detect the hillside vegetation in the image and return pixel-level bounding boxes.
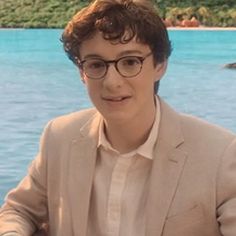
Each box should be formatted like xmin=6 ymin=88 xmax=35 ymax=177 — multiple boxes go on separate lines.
xmin=0 ymin=0 xmax=236 ymax=28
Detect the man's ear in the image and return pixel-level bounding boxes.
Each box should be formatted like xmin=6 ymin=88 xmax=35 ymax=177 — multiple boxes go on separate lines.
xmin=78 ymin=68 xmax=85 ymax=83
xmin=154 ymin=60 xmax=168 ymax=82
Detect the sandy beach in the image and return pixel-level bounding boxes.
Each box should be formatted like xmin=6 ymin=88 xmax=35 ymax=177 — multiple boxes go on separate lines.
xmin=1 ymin=27 xmax=236 ymax=31
xmin=167 ymin=26 xmax=236 ymax=30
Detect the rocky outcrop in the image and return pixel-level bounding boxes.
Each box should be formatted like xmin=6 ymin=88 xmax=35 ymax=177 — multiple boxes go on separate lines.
xmin=163 ymin=16 xmax=200 ymax=28
xmin=224 ymin=63 xmax=236 ymax=69
xmin=180 ymin=17 xmax=200 ymax=27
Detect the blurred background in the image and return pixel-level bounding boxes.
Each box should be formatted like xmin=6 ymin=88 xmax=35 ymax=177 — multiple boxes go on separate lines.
xmin=0 ymin=0 xmax=236 ymax=204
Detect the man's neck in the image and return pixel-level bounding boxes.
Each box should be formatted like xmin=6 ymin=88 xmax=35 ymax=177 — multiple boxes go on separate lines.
xmin=104 ymin=105 xmax=157 ymax=154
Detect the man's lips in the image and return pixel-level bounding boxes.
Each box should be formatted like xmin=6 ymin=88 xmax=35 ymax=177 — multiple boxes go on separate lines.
xmin=102 ymin=96 xmax=131 ymax=102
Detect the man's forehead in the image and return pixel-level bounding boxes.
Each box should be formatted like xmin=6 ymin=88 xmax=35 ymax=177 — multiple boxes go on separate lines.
xmin=79 ymin=32 xmax=150 ymax=58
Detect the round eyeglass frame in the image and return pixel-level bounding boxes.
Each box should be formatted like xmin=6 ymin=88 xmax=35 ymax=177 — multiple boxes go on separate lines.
xmin=78 ymin=51 xmax=153 ymax=80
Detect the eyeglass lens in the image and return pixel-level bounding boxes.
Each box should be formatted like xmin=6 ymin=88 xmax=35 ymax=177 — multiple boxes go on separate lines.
xmin=82 ymin=56 xmax=142 ymax=79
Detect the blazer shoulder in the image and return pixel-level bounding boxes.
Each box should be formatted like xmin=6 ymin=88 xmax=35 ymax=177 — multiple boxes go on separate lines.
xmin=180 ymin=112 xmax=236 ymax=146
xmin=53 ymin=107 xmax=97 ymax=125
xmin=43 ymin=108 xmax=99 ymax=138
xmin=159 ymin=98 xmax=236 ymax=148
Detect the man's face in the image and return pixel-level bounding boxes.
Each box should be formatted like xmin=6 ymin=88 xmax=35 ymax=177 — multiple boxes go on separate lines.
xmin=79 ymin=32 xmax=166 ymax=125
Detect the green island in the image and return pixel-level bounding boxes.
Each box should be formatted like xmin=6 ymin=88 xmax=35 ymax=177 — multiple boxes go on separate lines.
xmin=0 ymin=0 xmax=236 ymax=28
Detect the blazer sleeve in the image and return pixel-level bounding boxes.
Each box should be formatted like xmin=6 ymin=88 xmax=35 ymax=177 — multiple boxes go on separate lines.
xmin=216 ymin=138 xmax=236 ymax=236
xmin=0 ymin=120 xmax=53 ymax=235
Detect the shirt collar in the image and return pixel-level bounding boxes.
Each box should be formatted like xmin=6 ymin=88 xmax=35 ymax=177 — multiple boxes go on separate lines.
xmin=97 ymin=96 xmax=161 ymax=160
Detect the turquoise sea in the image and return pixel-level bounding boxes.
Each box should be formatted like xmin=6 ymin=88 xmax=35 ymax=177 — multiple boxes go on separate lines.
xmin=0 ymin=29 xmax=236 ymax=204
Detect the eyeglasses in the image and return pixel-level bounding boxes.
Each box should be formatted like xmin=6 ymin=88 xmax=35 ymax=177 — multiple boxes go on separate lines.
xmin=78 ymin=52 xmax=153 ymax=80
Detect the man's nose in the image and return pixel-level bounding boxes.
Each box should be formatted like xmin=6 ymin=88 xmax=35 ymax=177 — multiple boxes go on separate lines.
xmin=102 ymin=63 xmax=124 ymax=89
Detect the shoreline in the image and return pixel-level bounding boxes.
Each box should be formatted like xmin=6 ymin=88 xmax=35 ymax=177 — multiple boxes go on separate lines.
xmin=1 ymin=26 xmax=236 ymax=31
xmin=167 ymin=26 xmax=236 ymax=31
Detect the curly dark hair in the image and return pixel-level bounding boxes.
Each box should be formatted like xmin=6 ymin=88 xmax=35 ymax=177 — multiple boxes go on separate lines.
xmin=61 ymin=0 xmax=172 ymax=93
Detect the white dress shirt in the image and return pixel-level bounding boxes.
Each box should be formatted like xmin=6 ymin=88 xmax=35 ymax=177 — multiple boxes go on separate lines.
xmin=87 ymin=97 xmax=161 ymax=236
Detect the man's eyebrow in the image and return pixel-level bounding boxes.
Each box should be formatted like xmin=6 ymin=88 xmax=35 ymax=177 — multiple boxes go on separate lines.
xmin=82 ymin=50 xmax=144 ymax=60
xmin=82 ymin=54 xmax=102 ymax=60
xmin=117 ymin=50 xmax=143 ymax=57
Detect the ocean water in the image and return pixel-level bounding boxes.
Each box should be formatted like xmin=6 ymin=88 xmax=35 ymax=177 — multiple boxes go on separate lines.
xmin=0 ymin=29 xmax=236 ymax=204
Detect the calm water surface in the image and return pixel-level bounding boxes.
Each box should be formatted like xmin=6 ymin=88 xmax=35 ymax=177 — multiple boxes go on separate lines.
xmin=0 ymin=29 xmax=236 ymax=204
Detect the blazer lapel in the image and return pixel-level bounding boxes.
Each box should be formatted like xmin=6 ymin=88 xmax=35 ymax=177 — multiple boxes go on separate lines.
xmin=146 ymin=99 xmax=188 ymax=236
xmin=68 ymin=112 xmax=101 ymax=236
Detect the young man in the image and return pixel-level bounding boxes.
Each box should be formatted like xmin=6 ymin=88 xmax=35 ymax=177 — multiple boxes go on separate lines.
xmin=1 ymin=0 xmax=236 ymax=235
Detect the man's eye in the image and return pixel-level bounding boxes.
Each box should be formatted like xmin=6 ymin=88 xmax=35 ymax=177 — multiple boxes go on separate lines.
xmin=88 ymin=61 xmax=105 ymax=69
xmin=121 ymin=58 xmax=139 ymax=66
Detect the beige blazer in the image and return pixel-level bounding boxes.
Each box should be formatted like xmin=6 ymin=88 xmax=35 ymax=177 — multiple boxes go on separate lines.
xmin=1 ymin=98 xmax=236 ymax=236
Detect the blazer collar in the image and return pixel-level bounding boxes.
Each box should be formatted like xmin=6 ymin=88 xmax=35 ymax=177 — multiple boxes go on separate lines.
xmin=68 ymin=111 xmax=101 ymax=236
xmin=146 ymin=98 xmax=188 ymax=236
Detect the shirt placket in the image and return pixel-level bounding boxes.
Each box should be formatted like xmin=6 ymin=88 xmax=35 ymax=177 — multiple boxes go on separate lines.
xmin=106 ymin=156 xmax=133 ymax=236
